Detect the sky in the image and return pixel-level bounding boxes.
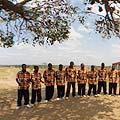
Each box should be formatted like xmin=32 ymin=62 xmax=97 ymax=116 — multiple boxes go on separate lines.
xmin=0 ymin=0 xmax=120 ymax=66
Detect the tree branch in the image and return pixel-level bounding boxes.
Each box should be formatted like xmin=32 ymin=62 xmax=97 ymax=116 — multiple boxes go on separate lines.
xmin=16 ymin=0 xmax=32 ymax=5
xmin=0 ymin=0 xmax=32 ymax=17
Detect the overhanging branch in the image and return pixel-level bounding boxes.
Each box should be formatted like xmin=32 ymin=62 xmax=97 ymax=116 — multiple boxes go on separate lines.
xmin=0 ymin=0 xmax=32 ymax=17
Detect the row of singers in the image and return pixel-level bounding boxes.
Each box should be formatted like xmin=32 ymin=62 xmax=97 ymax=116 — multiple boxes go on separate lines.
xmin=16 ymin=62 xmax=120 ymax=109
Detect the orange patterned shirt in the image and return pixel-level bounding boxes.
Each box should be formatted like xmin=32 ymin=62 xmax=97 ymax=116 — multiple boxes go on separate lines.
xmin=108 ymin=70 xmax=118 ymax=83
xmin=43 ymin=69 xmax=56 ymax=86
xmin=16 ymin=71 xmax=30 ymax=90
xmin=87 ymin=70 xmax=97 ymax=84
xmin=77 ymin=69 xmax=87 ymax=84
xmin=31 ymin=72 xmax=42 ymax=90
xmin=98 ymin=69 xmax=107 ymax=82
xmin=66 ymin=67 xmax=76 ymax=82
xmin=56 ymin=70 xmax=66 ymax=86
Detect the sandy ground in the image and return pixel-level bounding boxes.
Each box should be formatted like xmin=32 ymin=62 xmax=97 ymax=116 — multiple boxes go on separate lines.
xmin=0 ymin=67 xmax=120 ymax=120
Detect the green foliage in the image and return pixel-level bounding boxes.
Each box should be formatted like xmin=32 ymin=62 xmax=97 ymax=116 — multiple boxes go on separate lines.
xmin=82 ymin=0 xmax=120 ymax=39
xmin=0 ymin=31 xmax=14 ymax=48
xmin=0 ymin=0 xmax=119 ymax=48
xmin=0 ymin=0 xmax=77 ymax=47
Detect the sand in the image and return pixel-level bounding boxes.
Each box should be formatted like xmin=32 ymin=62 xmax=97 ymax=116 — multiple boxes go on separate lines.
xmin=0 ymin=67 xmax=120 ymax=120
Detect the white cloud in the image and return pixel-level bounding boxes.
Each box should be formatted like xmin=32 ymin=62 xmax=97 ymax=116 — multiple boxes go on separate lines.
xmin=0 ymin=31 xmax=110 ymax=65
xmin=78 ymin=25 xmax=92 ymax=33
xmin=112 ymin=44 xmax=120 ymax=57
xmin=0 ymin=27 xmax=85 ymax=65
xmin=0 ymin=12 xmax=120 ymax=66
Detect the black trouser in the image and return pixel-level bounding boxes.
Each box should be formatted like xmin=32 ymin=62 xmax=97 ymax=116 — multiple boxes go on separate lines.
xmin=109 ymin=83 xmax=117 ymax=95
xmin=66 ymin=82 xmax=76 ymax=97
xmin=45 ymin=85 xmax=54 ymax=101
xmin=98 ymin=81 xmax=107 ymax=94
xmin=57 ymin=85 xmax=65 ymax=98
xmin=31 ymin=89 xmax=42 ymax=104
xmin=88 ymin=84 xmax=96 ymax=96
xmin=78 ymin=84 xmax=86 ymax=96
xmin=17 ymin=89 xmax=29 ymax=106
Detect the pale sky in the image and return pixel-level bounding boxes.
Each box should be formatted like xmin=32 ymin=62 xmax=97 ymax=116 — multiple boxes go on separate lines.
xmin=0 ymin=0 xmax=120 ymax=66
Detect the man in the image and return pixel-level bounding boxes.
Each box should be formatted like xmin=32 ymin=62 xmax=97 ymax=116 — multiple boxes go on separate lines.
xmin=77 ymin=63 xmax=87 ymax=97
xmin=118 ymin=71 xmax=120 ymax=95
xmin=97 ymin=63 xmax=107 ymax=95
xmin=43 ymin=63 xmax=56 ymax=102
xmin=16 ymin=64 xmax=31 ymax=109
xmin=31 ymin=66 xmax=44 ymax=106
xmin=65 ymin=61 xmax=76 ymax=99
xmin=56 ymin=64 xmax=66 ymax=100
xmin=108 ymin=65 xmax=118 ymax=96
xmin=87 ymin=65 xmax=97 ymax=96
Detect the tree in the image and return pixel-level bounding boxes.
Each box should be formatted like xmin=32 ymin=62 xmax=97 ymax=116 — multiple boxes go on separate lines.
xmin=0 ymin=0 xmax=119 ymax=48
xmin=0 ymin=0 xmax=77 ymax=47
xmin=82 ymin=0 xmax=120 ymax=39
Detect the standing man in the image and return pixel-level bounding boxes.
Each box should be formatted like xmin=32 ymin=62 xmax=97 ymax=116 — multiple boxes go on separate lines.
xmin=31 ymin=66 xmax=44 ymax=106
xmin=97 ymin=63 xmax=107 ymax=95
xmin=77 ymin=63 xmax=87 ymax=97
xmin=87 ymin=65 xmax=97 ymax=96
xmin=16 ymin=64 xmax=31 ymax=109
xmin=56 ymin=64 xmax=66 ymax=100
xmin=118 ymin=71 xmax=120 ymax=95
xmin=65 ymin=61 xmax=76 ymax=99
xmin=43 ymin=63 xmax=56 ymax=102
xmin=108 ymin=65 xmax=118 ymax=96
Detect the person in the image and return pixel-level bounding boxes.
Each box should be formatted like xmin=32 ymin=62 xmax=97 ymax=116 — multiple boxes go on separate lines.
xmin=118 ymin=71 xmax=120 ymax=95
xmin=43 ymin=63 xmax=56 ymax=102
xmin=16 ymin=64 xmax=31 ymax=109
xmin=108 ymin=65 xmax=118 ymax=96
xmin=87 ymin=65 xmax=97 ymax=96
xmin=65 ymin=61 xmax=76 ymax=99
xmin=77 ymin=63 xmax=87 ymax=97
xmin=56 ymin=64 xmax=66 ymax=100
xmin=31 ymin=66 xmax=44 ymax=106
xmin=97 ymin=63 xmax=107 ymax=95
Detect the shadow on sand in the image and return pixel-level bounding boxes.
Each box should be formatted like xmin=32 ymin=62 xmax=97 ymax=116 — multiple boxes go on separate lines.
xmin=0 ymin=88 xmax=120 ymax=120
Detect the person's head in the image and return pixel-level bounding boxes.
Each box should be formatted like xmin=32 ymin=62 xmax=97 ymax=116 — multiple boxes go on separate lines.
xmin=22 ymin=64 xmax=26 ymax=72
xmin=34 ymin=65 xmax=39 ymax=72
xmin=91 ymin=65 xmax=95 ymax=71
xmin=70 ymin=61 xmax=74 ymax=68
xmin=48 ymin=63 xmax=52 ymax=70
xmin=112 ymin=65 xmax=115 ymax=71
xmin=101 ymin=63 xmax=105 ymax=69
xmin=81 ymin=63 xmax=84 ymax=70
xmin=59 ymin=64 xmax=63 ymax=71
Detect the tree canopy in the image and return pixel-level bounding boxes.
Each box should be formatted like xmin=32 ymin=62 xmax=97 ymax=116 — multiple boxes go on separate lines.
xmin=0 ymin=0 xmax=120 ymax=48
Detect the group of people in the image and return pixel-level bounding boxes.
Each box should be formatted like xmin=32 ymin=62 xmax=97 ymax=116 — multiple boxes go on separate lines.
xmin=16 ymin=62 xmax=120 ymax=109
